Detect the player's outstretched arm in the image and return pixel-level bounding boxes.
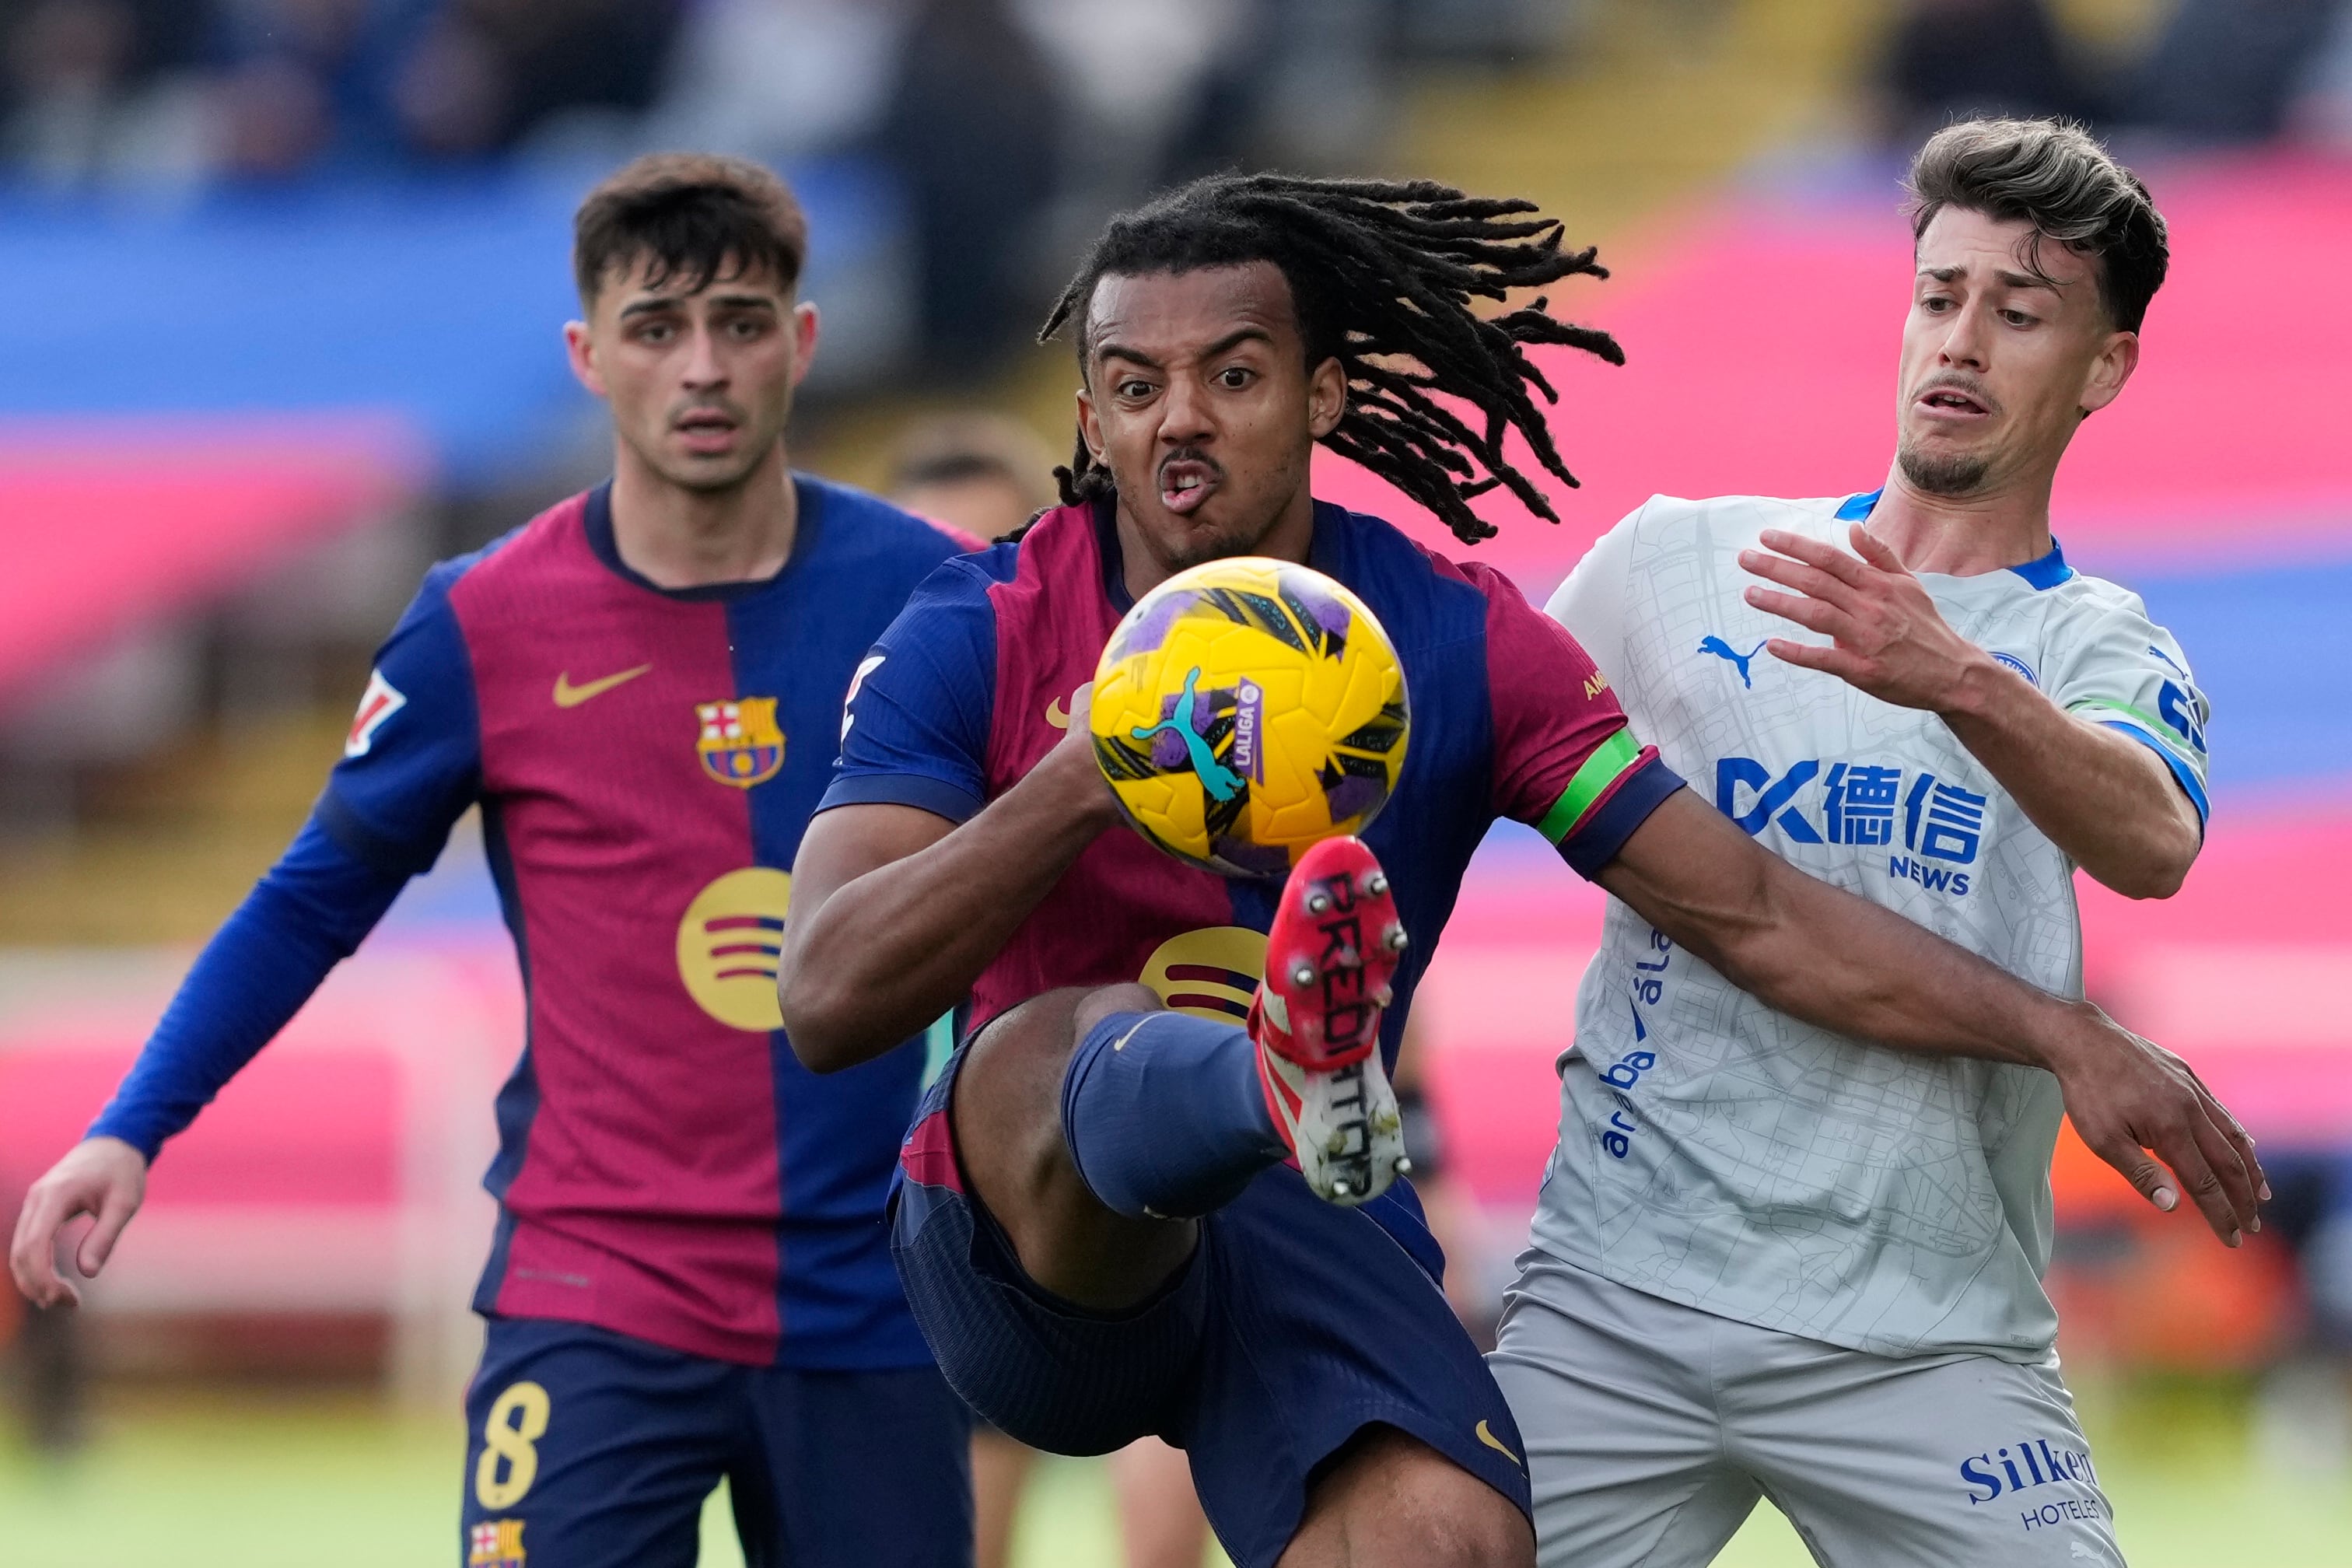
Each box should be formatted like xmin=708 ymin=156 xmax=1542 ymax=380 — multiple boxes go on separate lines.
xmin=779 ymin=719 xmax=1123 ymax=1073
xmin=1743 ymin=525 xmax=2202 ymax=898
xmin=1597 ymin=789 xmax=2265 ymax=1245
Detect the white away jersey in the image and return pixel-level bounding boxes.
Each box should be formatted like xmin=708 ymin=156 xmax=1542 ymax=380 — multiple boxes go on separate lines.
xmin=1526 ymin=490 xmax=2211 ymax=1360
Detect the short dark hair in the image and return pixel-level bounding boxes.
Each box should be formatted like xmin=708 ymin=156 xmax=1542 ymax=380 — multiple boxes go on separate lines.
xmin=1041 ymin=172 xmax=1623 ymax=547
xmin=887 ymin=414 xmax=1057 ymax=511
xmin=572 ymin=152 xmax=808 ymax=306
xmin=1908 ymin=118 xmax=2168 ymax=333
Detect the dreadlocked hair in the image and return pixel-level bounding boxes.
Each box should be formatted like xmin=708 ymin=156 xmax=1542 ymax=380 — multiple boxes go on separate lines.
xmin=1038 ymin=172 xmax=1622 ymax=546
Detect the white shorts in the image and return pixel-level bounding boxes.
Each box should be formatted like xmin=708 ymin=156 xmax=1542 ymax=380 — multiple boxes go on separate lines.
xmin=1489 ymin=1254 xmax=2124 ymax=1568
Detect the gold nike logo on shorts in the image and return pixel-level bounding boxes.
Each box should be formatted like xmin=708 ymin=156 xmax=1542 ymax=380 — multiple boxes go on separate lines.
xmin=553 ymin=664 xmax=653 ymax=708
xmin=1475 ymin=1419 xmax=1522 ymax=1468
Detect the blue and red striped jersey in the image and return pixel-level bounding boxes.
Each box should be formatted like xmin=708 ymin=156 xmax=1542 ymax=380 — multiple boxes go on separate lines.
xmin=823 ymin=498 xmax=1682 ymax=1064
xmin=322 ymin=476 xmax=971 ymax=1368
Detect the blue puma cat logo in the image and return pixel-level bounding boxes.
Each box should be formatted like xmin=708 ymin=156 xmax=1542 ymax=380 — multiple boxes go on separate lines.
xmin=1132 ymin=666 xmax=1245 ymax=801
xmin=1698 ymin=635 xmax=1767 ymax=689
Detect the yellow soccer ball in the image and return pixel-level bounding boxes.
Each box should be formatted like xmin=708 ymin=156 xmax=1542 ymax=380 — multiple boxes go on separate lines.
xmin=1090 ymin=558 xmax=1410 ymax=877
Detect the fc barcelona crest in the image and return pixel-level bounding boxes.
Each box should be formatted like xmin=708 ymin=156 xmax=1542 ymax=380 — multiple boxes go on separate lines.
xmin=469 ymin=1520 xmax=526 ymax=1568
xmin=696 ymin=698 xmax=785 ymax=788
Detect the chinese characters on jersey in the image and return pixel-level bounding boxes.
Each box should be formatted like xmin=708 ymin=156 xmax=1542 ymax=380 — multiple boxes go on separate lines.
xmin=1717 ymin=757 xmax=1988 ymax=896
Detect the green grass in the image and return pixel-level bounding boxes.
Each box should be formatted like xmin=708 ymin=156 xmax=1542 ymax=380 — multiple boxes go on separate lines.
xmin=2 ymin=1382 xmax=2348 ymax=1566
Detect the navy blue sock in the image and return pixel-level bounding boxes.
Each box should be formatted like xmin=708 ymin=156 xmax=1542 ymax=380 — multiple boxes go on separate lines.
xmin=1060 ymin=1010 xmax=1286 ymax=1220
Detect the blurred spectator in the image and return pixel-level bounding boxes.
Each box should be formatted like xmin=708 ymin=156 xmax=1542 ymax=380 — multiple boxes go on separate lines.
xmin=878 ymin=0 xmax=1063 ymax=376
xmin=384 ymin=4 xmax=505 ymax=159
xmin=392 ymin=0 xmax=685 ymax=161
xmin=0 ymin=0 xmax=214 ymax=186
xmin=1012 ymin=0 xmax=1247 ymax=195
xmin=2124 ymin=0 xmax=2344 ymax=143
xmin=207 ymin=0 xmax=394 ymax=177
xmin=2253 ymin=1151 xmax=2352 ymax=1469
xmin=1 ymin=0 xmax=1429 ymax=376
xmin=2295 ymin=2 xmax=2352 ymax=144
xmin=652 ymin=0 xmax=912 ymax=165
xmin=3 ymin=0 xmax=691 ymax=184
xmin=1 ymin=1178 xmax=86 ymax=1456
xmin=1393 ymin=0 xmax=1589 ymax=65
xmin=1223 ymin=0 xmax=1395 ymax=176
xmin=12 ymin=1298 xmax=88 ymax=1455
xmin=1878 ymin=0 xmax=2102 ymax=147
xmin=884 ymin=413 xmax=1059 ymax=541
xmin=2 ymin=0 xmax=1437 ymax=198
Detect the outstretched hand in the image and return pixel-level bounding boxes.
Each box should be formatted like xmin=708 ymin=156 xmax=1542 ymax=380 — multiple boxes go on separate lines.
xmin=1739 ymin=524 xmax=1992 ymax=711
xmin=2046 ymin=1004 xmax=2267 ymax=1247
xmin=9 ymin=1136 xmax=147 ymax=1309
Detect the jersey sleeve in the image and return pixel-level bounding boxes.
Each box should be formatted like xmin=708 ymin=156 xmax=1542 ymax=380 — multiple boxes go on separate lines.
xmin=1542 ymin=499 xmax=1643 ymax=681
xmin=1472 ymin=558 xmax=1685 ymax=877
xmin=315 ymin=561 xmax=482 ymax=877
xmin=2046 ymin=593 xmax=2212 ymax=829
xmin=817 ymin=556 xmax=1000 ymax=824
xmin=87 ymin=814 xmax=408 ymax=1160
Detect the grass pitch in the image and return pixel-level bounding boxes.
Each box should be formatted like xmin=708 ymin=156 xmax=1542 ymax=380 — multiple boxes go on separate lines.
xmin=1 ymin=1382 xmax=2346 ymax=1566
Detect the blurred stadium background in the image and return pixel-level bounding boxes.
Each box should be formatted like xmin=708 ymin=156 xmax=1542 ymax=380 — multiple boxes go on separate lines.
xmin=3 ymin=0 xmax=2351 ymax=1563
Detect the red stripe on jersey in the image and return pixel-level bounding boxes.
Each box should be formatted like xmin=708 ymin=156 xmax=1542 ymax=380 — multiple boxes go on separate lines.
xmin=449 ymin=495 xmax=785 ymax=1364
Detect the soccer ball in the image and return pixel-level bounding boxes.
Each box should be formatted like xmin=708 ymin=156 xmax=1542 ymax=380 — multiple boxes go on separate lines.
xmin=1090 ymin=558 xmax=1411 ymax=877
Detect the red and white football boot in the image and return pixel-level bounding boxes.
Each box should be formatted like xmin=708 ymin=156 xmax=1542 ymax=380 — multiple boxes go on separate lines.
xmin=1251 ymin=835 xmax=1411 ymax=1207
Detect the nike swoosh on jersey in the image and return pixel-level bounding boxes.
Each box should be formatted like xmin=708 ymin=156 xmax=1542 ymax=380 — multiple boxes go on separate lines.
xmin=553 ymin=663 xmax=653 ymax=708
xmin=1475 ymin=1419 xmax=1522 ymax=1468
xmin=1044 ymin=681 xmax=1094 ymax=730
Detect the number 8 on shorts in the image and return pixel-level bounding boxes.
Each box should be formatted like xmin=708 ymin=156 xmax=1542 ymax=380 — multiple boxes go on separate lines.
xmin=475 ymin=1381 xmax=551 ymax=1510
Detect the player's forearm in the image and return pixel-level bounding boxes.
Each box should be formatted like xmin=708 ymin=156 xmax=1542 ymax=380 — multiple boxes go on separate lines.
xmin=1710 ymin=853 xmax=2081 ymax=1069
xmin=1604 ymin=797 xmax=2068 ymax=1071
xmin=1940 ymin=658 xmax=2200 ymax=898
xmin=780 ymin=751 xmax=1118 ymax=1070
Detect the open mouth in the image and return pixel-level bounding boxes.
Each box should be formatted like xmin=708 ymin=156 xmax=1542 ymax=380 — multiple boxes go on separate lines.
xmin=674 ymin=409 xmax=741 ymax=453
xmin=1160 ymin=458 xmax=1222 ymax=516
xmin=1915 ymin=386 xmax=1990 ymax=418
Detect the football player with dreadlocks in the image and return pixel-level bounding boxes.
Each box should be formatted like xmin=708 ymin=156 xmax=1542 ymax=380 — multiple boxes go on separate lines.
xmin=775 ymin=173 xmax=2256 ymax=1568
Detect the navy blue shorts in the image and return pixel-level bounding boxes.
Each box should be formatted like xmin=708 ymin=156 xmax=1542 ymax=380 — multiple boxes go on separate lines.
xmin=891 ymin=1053 xmax=1530 ymax=1568
xmin=458 ymin=1317 xmax=971 ymax=1568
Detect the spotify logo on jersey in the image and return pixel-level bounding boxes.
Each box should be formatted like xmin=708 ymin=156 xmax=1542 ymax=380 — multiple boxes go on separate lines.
xmin=677 ymin=867 xmax=793 ymax=1031
xmin=1139 ymin=927 xmax=1267 ymax=1024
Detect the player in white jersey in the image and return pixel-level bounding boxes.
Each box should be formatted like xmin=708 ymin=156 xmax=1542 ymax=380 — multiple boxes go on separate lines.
xmin=1492 ymin=118 xmax=2268 ymax=1566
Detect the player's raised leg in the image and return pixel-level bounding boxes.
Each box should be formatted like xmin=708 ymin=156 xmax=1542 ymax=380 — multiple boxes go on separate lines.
xmin=1057 ymin=835 xmax=1411 ymax=1229
xmin=956 ymin=836 xmax=1410 ymax=1315
xmin=910 ymin=992 xmax=1534 ymax=1568
xmin=885 ymin=838 xmax=1529 ymax=1567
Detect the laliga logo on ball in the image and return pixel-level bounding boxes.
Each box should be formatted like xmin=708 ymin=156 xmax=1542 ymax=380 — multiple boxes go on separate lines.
xmin=1089 ymin=558 xmax=1410 ymax=878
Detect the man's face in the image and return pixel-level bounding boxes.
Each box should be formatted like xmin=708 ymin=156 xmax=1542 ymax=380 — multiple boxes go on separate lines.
xmin=565 ymin=254 xmax=817 ymax=493
xmin=1077 ymin=262 xmax=1344 ymax=577
xmin=1896 ymin=206 xmax=2137 ymax=497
